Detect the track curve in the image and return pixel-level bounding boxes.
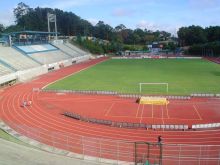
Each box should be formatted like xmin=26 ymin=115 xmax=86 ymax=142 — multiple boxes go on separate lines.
xmin=0 ymin=57 xmax=220 ymax=164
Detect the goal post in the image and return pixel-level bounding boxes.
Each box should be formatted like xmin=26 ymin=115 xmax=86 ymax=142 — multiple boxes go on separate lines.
xmin=139 ymin=83 xmax=169 ymax=94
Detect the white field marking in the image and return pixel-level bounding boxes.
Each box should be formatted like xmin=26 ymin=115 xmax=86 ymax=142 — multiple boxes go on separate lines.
xmin=135 ymin=103 xmax=141 ymax=118
xmin=161 ymin=105 xmax=164 ymax=126
xmin=8 ymin=89 xmax=220 ymax=138
xmin=42 ymin=58 xmax=108 ymax=89
xmin=50 ymin=97 xmax=118 ymax=107
xmin=166 ymin=104 xmax=170 ymax=119
xmin=56 ymin=93 xmax=66 ymax=95
xmin=193 ymin=105 xmax=203 ymax=120
xmin=3 ymin=80 xmax=220 ymax=141
xmin=104 ymin=102 xmax=115 ymax=116
xmin=170 ymin=102 xmax=220 ymax=106
xmin=139 ymin=104 xmax=145 ymax=123
xmin=152 ymin=104 xmax=154 ymax=118
xmin=134 ymin=116 xmax=203 ymax=121
xmin=37 ymin=96 xmax=131 ymax=105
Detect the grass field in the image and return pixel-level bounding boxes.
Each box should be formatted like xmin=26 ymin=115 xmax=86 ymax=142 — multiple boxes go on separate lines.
xmin=0 ymin=129 xmax=30 ymax=146
xmin=47 ymin=59 xmax=220 ymax=95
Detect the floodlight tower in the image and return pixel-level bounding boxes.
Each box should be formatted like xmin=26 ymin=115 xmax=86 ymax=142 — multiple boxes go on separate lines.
xmin=47 ymin=13 xmax=58 ymax=40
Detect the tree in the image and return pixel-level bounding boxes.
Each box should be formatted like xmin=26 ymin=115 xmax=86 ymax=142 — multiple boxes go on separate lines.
xmin=14 ymin=2 xmax=31 ymax=23
xmin=178 ymin=25 xmax=207 ymax=46
xmin=121 ymin=29 xmax=133 ymax=44
xmin=3 ymin=25 xmax=23 ymax=33
xmin=206 ymin=26 xmax=220 ymax=42
xmin=94 ymin=21 xmax=113 ymax=40
xmin=0 ymin=24 xmax=5 ymax=34
xmin=144 ymin=34 xmax=156 ymax=44
xmin=133 ymin=28 xmax=145 ymax=44
xmin=8 ymin=2 xmax=175 ymax=49
xmin=114 ymin=24 xmax=126 ymax=32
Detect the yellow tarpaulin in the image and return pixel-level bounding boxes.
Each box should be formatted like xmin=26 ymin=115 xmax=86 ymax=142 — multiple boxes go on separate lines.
xmin=139 ymin=97 xmax=169 ymax=105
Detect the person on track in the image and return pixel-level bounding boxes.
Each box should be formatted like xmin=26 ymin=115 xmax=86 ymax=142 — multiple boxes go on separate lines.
xmin=28 ymin=100 xmax=32 ymax=106
xmin=158 ymin=135 xmax=162 ymax=144
xmin=23 ymin=101 xmax=27 ymax=107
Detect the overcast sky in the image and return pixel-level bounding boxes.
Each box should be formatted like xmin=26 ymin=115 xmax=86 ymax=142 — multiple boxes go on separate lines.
xmin=1 ymin=0 xmax=220 ymax=35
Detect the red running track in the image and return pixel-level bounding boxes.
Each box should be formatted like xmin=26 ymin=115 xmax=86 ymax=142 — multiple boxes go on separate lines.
xmin=0 ymin=57 xmax=220 ymax=164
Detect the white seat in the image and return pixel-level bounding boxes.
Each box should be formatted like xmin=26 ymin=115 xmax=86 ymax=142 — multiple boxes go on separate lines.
xmin=0 ymin=64 xmax=13 ymax=77
xmin=53 ymin=43 xmax=80 ymax=57
xmin=29 ymin=50 xmax=70 ymax=64
xmin=0 ymin=47 xmax=40 ymax=70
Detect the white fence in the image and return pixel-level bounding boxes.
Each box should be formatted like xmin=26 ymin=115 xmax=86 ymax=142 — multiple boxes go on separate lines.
xmin=2 ymin=121 xmax=220 ymax=165
xmin=192 ymin=123 xmax=220 ymax=129
xmin=112 ymin=56 xmax=202 ymax=60
xmin=0 ymin=72 xmax=17 ymax=84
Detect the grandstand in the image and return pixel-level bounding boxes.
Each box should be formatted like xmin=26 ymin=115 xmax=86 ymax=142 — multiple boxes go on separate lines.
xmin=1 ymin=30 xmax=220 ymax=164
xmin=15 ymin=44 xmax=58 ymax=54
xmin=0 ymin=63 xmax=13 ymax=77
xmin=1 ymin=58 xmax=220 ymax=165
xmin=0 ymin=46 xmax=40 ymax=70
xmin=64 ymin=42 xmax=88 ymax=55
xmin=0 ymin=31 xmax=91 ymax=86
xmin=52 ymin=41 xmax=80 ymax=57
xmin=29 ymin=50 xmax=71 ymax=64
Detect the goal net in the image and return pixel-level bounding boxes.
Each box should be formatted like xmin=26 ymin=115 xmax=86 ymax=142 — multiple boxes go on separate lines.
xmin=139 ymin=83 xmax=168 ymax=94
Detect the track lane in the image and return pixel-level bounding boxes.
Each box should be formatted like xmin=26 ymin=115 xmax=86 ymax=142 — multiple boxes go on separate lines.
xmin=0 ymin=57 xmax=220 ymax=164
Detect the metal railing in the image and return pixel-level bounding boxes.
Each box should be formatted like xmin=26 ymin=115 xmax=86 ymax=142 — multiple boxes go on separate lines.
xmin=135 ymin=142 xmax=220 ymax=165
xmin=41 ymin=88 xmax=220 ymax=99
xmin=5 ymin=121 xmax=220 ymax=165
xmin=63 ymin=111 xmax=189 ymax=131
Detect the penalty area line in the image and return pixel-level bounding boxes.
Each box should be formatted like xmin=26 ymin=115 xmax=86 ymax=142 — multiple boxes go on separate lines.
xmin=193 ymin=105 xmax=203 ymax=120
xmin=104 ymin=102 xmax=115 ymax=116
xmin=42 ymin=58 xmax=109 ymax=90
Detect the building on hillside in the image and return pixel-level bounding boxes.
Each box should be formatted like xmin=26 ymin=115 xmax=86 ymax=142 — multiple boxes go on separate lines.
xmin=148 ymin=42 xmax=162 ymax=54
xmin=7 ymin=31 xmax=59 ymax=46
xmin=80 ymin=36 xmax=110 ymax=45
xmin=0 ymin=34 xmax=10 ymax=46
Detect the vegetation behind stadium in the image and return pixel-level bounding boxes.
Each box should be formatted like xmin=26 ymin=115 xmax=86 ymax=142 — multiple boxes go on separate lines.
xmin=0 ymin=2 xmax=220 ymax=56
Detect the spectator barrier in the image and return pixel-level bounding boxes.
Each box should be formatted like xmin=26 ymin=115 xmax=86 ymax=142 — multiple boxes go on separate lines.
xmin=1 ymin=121 xmax=219 ymax=165
xmin=63 ymin=112 xmax=188 ymax=131
xmin=192 ymin=123 xmax=220 ymax=129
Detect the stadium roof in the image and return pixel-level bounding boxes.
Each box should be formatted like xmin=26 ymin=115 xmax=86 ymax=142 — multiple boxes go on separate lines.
xmin=7 ymin=31 xmax=59 ymax=35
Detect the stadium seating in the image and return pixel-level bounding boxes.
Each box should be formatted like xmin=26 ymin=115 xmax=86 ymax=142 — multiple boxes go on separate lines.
xmin=29 ymin=50 xmax=70 ymax=64
xmin=15 ymin=44 xmax=58 ymax=54
xmin=0 ymin=40 xmax=90 ymax=86
xmin=0 ymin=63 xmax=14 ymax=77
xmin=0 ymin=47 xmax=41 ymax=71
xmin=64 ymin=42 xmax=88 ymax=55
xmin=52 ymin=43 xmax=80 ymax=57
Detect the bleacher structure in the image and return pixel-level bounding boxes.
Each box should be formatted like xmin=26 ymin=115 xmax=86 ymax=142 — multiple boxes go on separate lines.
xmin=0 ymin=46 xmax=40 ymax=70
xmin=29 ymin=50 xmax=71 ymax=64
xmin=52 ymin=42 xmax=81 ymax=57
xmin=0 ymin=31 xmax=91 ymax=86
xmin=0 ymin=62 xmax=13 ymax=77
xmin=64 ymin=42 xmax=87 ymax=55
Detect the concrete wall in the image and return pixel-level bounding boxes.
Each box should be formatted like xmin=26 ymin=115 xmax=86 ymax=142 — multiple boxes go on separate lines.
xmin=0 ymin=55 xmax=90 ymax=85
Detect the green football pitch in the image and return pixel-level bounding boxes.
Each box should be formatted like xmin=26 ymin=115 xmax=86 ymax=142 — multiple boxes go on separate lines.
xmin=46 ymin=59 xmax=220 ymax=95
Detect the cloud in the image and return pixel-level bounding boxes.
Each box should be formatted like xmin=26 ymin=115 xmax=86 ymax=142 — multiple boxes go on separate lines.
xmin=136 ymin=20 xmax=180 ymax=36
xmin=136 ymin=20 xmax=156 ymax=30
xmin=0 ymin=10 xmax=15 ymax=26
xmin=87 ymin=18 xmax=99 ymax=25
xmin=188 ymin=0 xmax=220 ymax=9
xmin=112 ymin=8 xmax=135 ymax=17
xmin=47 ymin=0 xmax=101 ymax=9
